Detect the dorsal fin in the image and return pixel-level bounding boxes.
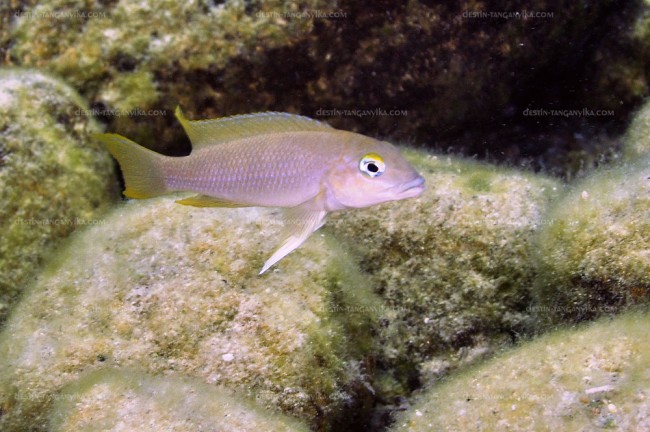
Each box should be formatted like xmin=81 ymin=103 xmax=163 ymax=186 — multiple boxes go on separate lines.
xmin=175 ymin=106 xmax=334 ymax=149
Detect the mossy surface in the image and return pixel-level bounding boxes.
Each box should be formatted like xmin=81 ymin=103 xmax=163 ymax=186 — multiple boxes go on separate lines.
xmin=49 ymin=369 xmax=309 ymax=432
xmin=0 ymin=68 xmax=118 ymax=325
xmin=328 ymin=149 xmax=563 ymax=395
xmin=1 ymin=0 xmax=324 ymax=153
xmin=623 ymin=98 xmax=650 ymax=160
xmin=0 ymin=198 xmax=379 ymax=431
xmin=1 ymin=0 xmax=641 ymax=173
xmin=534 ymin=157 xmax=650 ymax=324
xmin=391 ymin=310 xmax=650 ymax=431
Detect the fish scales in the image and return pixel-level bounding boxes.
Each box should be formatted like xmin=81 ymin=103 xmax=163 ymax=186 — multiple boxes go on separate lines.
xmin=164 ymin=132 xmax=342 ymax=207
xmin=97 ymin=107 xmax=424 ymax=273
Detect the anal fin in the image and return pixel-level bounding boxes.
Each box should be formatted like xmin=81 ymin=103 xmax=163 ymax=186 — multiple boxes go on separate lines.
xmin=259 ymin=206 xmax=328 ymax=274
xmin=175 ymin=194 xmax=252 ymax=208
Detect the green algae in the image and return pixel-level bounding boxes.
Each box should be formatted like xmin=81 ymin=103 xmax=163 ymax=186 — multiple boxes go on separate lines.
xmin=0 ymin=3 xmax=647 ymax=430
xmin=103 ymin=70 xmax=159 ymax=114
xmin=465 ymin=171 xmax=494 ymax=193
xmin=623 ymin=98 xmax=650 ymax=160
xmin=0 ymin=197 xmax=379 ymax=431
xmin=49 ymin=369 xmax=309 ymax=432
xmin=390 ymin=310 xmax=650 ymax=431
xmin=0 ymin=68 xmax=118 ymax=325
xmin=534 ymin=157 xmax=650 ymax=324
xmin=328 ymin=149 xmax=564 ymax=396
xmin=1 ymin=0 xmax=639 ymax=170
xmin=2 ymin=0 xmax=323 ymax=152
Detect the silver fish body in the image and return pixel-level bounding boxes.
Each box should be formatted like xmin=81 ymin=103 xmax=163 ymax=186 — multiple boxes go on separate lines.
xmin=165 ymin=132 xmax=346 ymax=209
xmin=97 ymin=108 xmax=424 ymax=273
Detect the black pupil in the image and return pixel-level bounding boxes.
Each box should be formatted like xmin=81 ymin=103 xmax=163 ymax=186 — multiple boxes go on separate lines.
xmin=367 ymin=162 xmax=378 ymax=173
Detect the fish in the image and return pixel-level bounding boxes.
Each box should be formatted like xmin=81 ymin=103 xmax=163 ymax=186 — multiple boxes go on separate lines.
xmin=96 ymin=107 xmax=425 ymax=274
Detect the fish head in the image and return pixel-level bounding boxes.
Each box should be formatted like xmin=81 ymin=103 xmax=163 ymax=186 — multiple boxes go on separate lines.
xmin=325 ymin=134 xmax=425 ymax=209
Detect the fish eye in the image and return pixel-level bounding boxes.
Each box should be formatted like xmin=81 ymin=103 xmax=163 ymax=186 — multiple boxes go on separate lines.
xmin=359 ymin=153 xmax=385 ymax=178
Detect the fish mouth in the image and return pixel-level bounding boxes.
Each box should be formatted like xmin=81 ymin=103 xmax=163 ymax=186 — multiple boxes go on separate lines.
xmin=396 ymin=176 xmax=425 ymax=198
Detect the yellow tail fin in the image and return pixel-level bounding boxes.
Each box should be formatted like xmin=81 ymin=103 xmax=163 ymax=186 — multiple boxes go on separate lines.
xmin=95 ymin=133 xmax=169 ymax=199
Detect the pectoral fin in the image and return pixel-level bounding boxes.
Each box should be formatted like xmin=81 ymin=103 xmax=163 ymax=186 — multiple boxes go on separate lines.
xmin=175 ymin=194 xmax=252 ymax=208
xmin=259 ymin=207 xmax=328 ymax=274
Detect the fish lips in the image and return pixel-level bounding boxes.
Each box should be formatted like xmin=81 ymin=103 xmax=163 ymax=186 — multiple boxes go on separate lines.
xmin=394 ymin=175 xmax=425 ymax=198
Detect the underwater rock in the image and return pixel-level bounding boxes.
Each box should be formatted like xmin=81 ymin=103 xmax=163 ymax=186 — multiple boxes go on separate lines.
xmin=534 ymin=157 xmax=650 ymax=324
xmin=0 ymin=68 xmax=118 ymax=324
xmin=327 ymin=150 xmax=563 ymax=394
xmin=49 ymin=369 xmax=309 ymax=432
xmin=1 ymin=0 xmax=324 ymax=153
xmin=0 ymin=198 xmax=378 ymax=431
xmin=623 ymin=99 xmax=650 ymax=160
xmin=390 ymin=311 xmax=650 ymax=431
xmin=1 ymin=0 xmax=636 ymax=159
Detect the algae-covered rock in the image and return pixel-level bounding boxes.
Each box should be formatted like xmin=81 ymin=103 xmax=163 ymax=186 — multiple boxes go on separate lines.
xmin=49 ymin=369 xmax=309 ymax=432
xmin=390 ymin=310 xmax=650 ymax=431
xmin=1 ymin=0 xmax=637 ymax=165
xmin=328 ymin=149 xmax=563 ymax=393
xmin=534 ymin=157 xmax=650 ymax=324
xmin=0 ymin=68 xmax=118 ymax=324
xmin=0 ymin=198 xmax=379 ymax=431
xmin=2 ymin=0 xmax=324 ymax=153
xmin=623 ymin=99 xmax=650 ymax=160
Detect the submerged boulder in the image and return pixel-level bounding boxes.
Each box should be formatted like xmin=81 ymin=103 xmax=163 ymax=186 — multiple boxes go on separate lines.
xmin=0 ymin=68 xmax=118 ymax=324
xmin=534 ymin=157 xmax=650 ymax=324
xmin=1 ymin=0 xmax=639 ymax=171
xmin=391 ymin=311 xmax=650 ymax=431
xmin=49 ymin=369 xmax=309 ymax=432
xmin=623 ymin=99 xmax=650 ymax=160
xmin=0 ymin=198 xmax=379 ymax=431
xmin=328 ymin=149 xmax=562 ymax=394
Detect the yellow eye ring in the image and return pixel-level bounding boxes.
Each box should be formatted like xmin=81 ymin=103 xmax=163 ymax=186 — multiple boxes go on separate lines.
xmin=359 ymin=153 xmax=385 ymax=178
